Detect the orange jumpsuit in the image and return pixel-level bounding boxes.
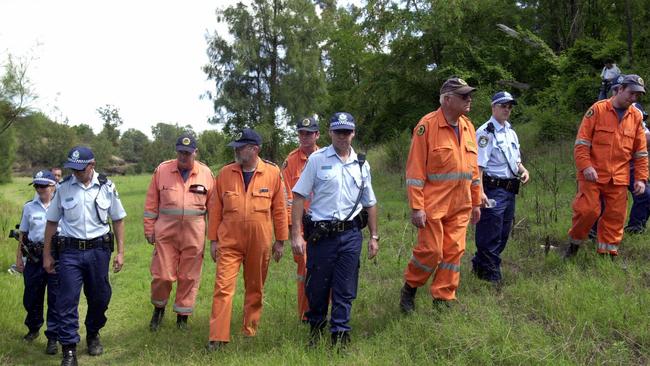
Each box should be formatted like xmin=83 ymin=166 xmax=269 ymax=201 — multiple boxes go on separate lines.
xmin=570 ymin=99 xmax=648 ymax=255
xmin=282 ymin=146 xmax=318 ymax=321
xmin=144 ymin=160 xmax=214 ymax=315
xmin=208 ymin=159 xmax=288 ymax=342
xmin=404 ymin=109 xmax=481 ymax=301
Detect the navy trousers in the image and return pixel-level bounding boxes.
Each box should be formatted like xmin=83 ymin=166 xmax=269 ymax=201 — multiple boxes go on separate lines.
xmin=56 ymin=247 xmax=112 ymax=345
xmin=23 ymin=256 xmax=60 ymax=340
xmin=305 ymin=227 xmax=362 ymax=333
xmin=473 ymin=187 xmax=516 ymax=282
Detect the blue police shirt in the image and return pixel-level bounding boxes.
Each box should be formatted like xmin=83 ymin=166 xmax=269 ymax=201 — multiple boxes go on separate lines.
xmin=47 ymin=171 xmax=127 ymax=239
xmin=476 ymin=117 xmax=521 ymax=179
xmin=19 ymin=196 xmax=60 ymax=243
xmin=292 ymin=145 xmax=377 ymax=221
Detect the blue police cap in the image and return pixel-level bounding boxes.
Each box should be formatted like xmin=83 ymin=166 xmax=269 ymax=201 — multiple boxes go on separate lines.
xmin=297 ymin=117 xmax=319 ymax=132
xmin=64 ymin=146 xmax=95 ymax=170
xmin=329 ymin=112 xmax=355 ymax=131
xmin=227 ymin=128 xmax=262 ymax=148
xmin=491 ymin=91 xmax=517 ymax=105
xmin=176 ymin=134 xmax=197 ymax=152
xmin=621 ymin=74 xmax=646 ymax=93
xmin=30 ymin=170 xmax=57 ymax=186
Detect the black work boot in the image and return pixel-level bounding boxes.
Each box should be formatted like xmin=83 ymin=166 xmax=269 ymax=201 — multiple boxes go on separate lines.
xmin=399 ymin=282 xmax=417 ymax=314
xmin=205 ymin=341 xmax=227 ymax=352
xmin=149 ymin=306 xmax=165 ymax=332
xmin=46 ymin=338 xmax=58 ymax=355
xmin=23 ymin=330 xmax=39 ymax=342
xmin=308 ymin=322 xmax=326 ymax=348
xmin=563 ymin=242 xmax=580 ymax=259
xmin=176 ymin=314 xmax=189 ymax=330
xmin=61 ymin=344 xmax=77 ymax=366
xmin=331 ymin=331 xmax=351 ymax=350
xmin=86 ymin=333 xmax=103 ymax=356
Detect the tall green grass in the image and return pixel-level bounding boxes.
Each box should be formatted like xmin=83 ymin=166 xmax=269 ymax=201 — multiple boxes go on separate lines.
xmin=0 ymin=140 xmax=648 ymax=365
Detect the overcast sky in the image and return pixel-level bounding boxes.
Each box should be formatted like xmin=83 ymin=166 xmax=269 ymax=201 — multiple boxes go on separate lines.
xmin=0 ymin=0 xmax=238 ymax=137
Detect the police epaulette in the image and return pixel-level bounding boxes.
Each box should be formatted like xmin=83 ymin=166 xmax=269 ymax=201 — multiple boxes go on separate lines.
xmin=23 ymin=199 xmax=34 ymax=206
xmin=61 ymin=175 xmax=73 ymax=183
xmin=98 ymin=173 xmax=108 ymax=185
xmin=262 ymin=159 xmax=279 ymax=167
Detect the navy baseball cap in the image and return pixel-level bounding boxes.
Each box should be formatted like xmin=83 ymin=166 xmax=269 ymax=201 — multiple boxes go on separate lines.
xmin=491 ymin=91 xmax=517 ymax=105
xmin=176 ymin=134 xmax=197 ymax=152
xmin=64 ymin=146 xmax=95 ymax=170
xmin=30 ymin=170 xmax=57 ymax=186
xmin=227 ymin=128 xmax=262 ymax=148
xmin=621 ymin=74 xmax=646 ymax=93
xmin=297 ymin=117 xmax=319 ymax=132
xmin=329 ymin=112 xmax=356 ymax=131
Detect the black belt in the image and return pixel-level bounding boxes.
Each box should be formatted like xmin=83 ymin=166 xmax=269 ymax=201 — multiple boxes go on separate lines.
xmin=57 ymin=235 xmax=110 ymax=251
xmin=310 ymin=219 xmax=357 ymax=233
xmin=483 ymin=174 xmax=520 ymax=194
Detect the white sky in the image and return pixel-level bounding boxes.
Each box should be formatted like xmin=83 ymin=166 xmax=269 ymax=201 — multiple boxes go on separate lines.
xmin=0 ymin=0 xmax=236 ymax=137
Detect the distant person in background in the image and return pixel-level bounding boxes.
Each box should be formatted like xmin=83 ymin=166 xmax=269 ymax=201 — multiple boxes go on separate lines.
xmin=51 ymin=167 xmax=63 ymax=183
xmin=144 ymin=134 xmax=214 ymax=331
xmin=17 ymin=170 xmax=61 ymax=355
xmin=598 ymin=61 xmax=621 ymax=100
xmin=566 ymin=74 xmax=647 ymax=259
xmin=472 ymin=91 xmax=530 ymax=285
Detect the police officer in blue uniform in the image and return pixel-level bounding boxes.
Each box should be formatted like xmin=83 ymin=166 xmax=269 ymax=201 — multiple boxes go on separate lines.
xmin=42 ymin=146 xmax=127 ymax=366
xmin=17 ymin=170 xmax=61 ymax=355
xmin=473 ymin=92 xmax=530 ymax=284
xmin=290 ymin=112 xmax=379 ymax=349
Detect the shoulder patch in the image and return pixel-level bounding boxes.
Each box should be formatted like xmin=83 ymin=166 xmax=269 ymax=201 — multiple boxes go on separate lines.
xmin=478 ymin=135 xmax=489 ymax=148
xmin=416 ymin=125 xmax=425 ymax=136
xmin=262 ymin=159 xmax=278 ymax=167
xmin=585 ymin=108 xmax=594 ymax=118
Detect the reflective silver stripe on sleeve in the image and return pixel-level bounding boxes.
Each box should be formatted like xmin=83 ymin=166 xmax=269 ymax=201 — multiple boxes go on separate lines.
xmin=173 ymin=304 xmax=193 ymax=313
xmin=427 ymin=172 xmax=472 ymax=181
xmin=151 ymin=299 xmax=167 ymax=307
xmin=296 ymin=274 xmax=305 ymax=282
xmin=143 ymin=211 xmax=158 ymax=219
xmin=159 ymin=208 xmax=206 ymax=216
xmin=409 ymin=255 xmax=434 ymax=273
xmin=406 ymin=178 xmax=425 ymax=187
xmin=287 ymin=199 xmax=293 ymax=207
xmin=438 ymin=262 xmax=460 ymax=272
xmin=471 ymin=178 xmax=481 ymax=186
xmin=598 ymin=242 xmax=618 ymax=253
xmin=633 ymin=151 xmax=648 ymax=158
xmin=575 ymin=139 xmax=592 ymax=147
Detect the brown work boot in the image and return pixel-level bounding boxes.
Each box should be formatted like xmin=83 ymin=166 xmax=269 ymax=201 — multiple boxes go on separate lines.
xmin=399 ymin=282 xmax=417 ymax=313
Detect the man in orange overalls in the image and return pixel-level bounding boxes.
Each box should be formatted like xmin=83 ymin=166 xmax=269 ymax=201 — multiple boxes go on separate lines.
xmin=144 ymin=134 xmax=214 ymax=331
xmin=399 ymin=77 xmax=483 ymax=313
xmin=565 ymin=74 xmax=648 ymax=259
xmin=206 ymin=129 xmax=288 ymax=350
xmin=282 ymin=116 xmax=320 ymax=322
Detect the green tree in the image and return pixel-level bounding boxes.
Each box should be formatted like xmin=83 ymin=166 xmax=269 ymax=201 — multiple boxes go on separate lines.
xmin=120 ymin=128 xmax=151 ymax=163
xmin=142 ymin=123 xmax=194 ymax=172
xmin=96 ymin=104 xmax=123 ymax=147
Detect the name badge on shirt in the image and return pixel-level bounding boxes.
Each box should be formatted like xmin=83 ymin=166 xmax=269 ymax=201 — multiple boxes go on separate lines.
xmin=65 ymin=197 xmax=74 ymax=202
xmin=321 ymin=165 xmax=332 ymax=170
xmin=189 ymin=184 xmax=207 ymax=195
xmin=259 ymin=188 xmax=269 ymax=193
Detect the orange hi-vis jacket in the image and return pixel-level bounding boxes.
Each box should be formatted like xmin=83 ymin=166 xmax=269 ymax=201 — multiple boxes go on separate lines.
xmin=144 ymin=160 xmax=214 ymax=237
xmin=208 ymin=159 xmax=289 ymax=244
xmin=574 ymin=99 xmax=649 ymax=184
xmin=282 ymin=147 xmax=318 ymax=217
xmin=405 ymin=109 xmax=481 ymax=214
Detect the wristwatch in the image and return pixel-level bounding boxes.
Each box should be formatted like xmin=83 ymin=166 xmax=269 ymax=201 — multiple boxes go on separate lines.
xmin=371 ymin=234 xmax=380 ymax=241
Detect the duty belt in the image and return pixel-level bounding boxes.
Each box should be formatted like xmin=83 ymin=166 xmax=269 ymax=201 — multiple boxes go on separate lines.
xmin=483 ymin=174 xmax=520 ymax=194
xmin=310 ymin=219 xmax=357 ymax=233
xmin=57 ymin=235 xmax=111 ymax=251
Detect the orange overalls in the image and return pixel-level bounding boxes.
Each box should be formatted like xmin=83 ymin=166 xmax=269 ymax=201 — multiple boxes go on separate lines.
xmin=208 ymin=159 xmax=288 ymax=342
xmin=404 ymin=109 xmax=481 ymax=301
xmin=144 ymin=160 xmax=214 ymax=315
xmin=282 ymin=146 xmax=318 ymax=321
xmin=570 ymin=99 xmax=648 ymax=255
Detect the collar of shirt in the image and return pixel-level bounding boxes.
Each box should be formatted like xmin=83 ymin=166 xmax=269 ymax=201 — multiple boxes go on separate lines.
xmin=71 ymin=171 xmax=99 ymax=188
xmin=324 ymin=145 xmax=359 ymax=164
xmin=488 ymin=116 xmax=511 ymax=132
xmin=229 ymin=158 xmax=268 ymax=175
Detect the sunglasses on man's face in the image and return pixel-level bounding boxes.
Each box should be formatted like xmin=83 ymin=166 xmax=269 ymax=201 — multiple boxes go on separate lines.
xmin=453 ymin=93 xmax=472 ymax=101
xmin=497 ymin=104 xmax=514 ymax=110
xmin=34 ymin=184 xmax=50 ymax=189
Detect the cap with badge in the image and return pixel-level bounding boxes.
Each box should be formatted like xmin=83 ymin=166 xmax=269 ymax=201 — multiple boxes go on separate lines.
xmin=30 ymin=170 xmax=57 ymax=186
xmin=329 ymin=112 xmax=356 ymax=131
xmin=227 ymin=128 xmax=262 ymax=148
xmin=611 ymin=74 xmax=626 ymax=91
xmin=297 ymin=117 xmax=319 ymax=132
xmin=491 ymin=91 xmax=517 ymax=105
xmin=440 ymin=77 xmax=477 ymax=95
xmin=621 ymin=74 xmax=645 ymax=93
xmin=63 ymin=146 xmax=95 ymax=171
xmin=176 ymin=134 xmax=198 ymax=153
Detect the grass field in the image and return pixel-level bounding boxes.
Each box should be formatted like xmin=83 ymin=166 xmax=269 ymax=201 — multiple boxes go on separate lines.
xmin=1 ymin=135 xmax=649 ymax=365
